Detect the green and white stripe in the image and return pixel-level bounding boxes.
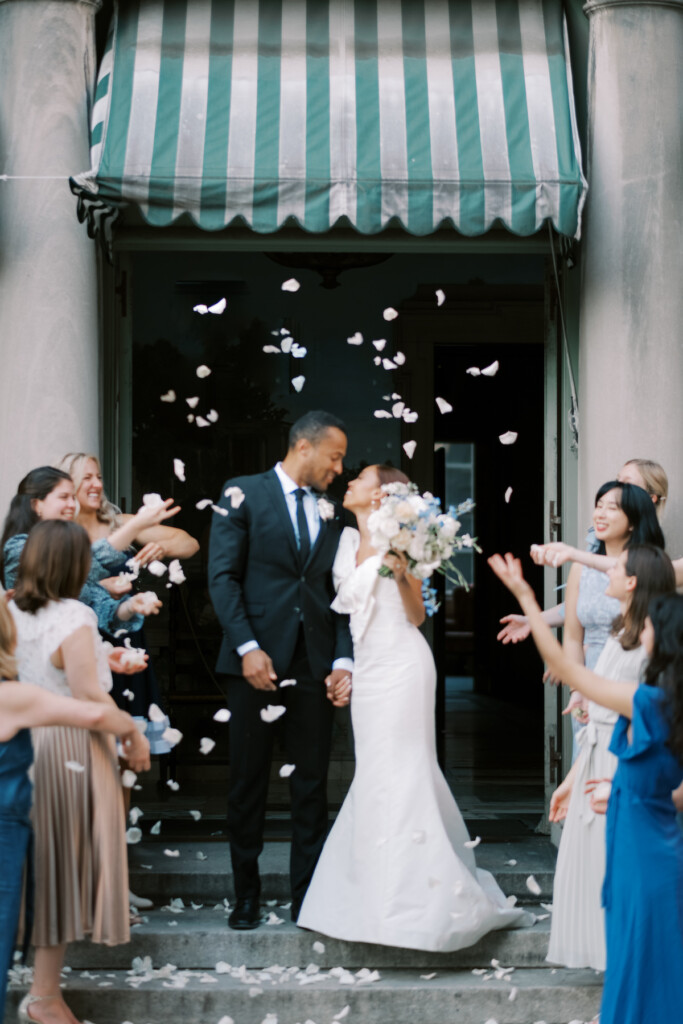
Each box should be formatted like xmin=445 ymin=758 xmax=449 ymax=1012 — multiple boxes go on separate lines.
xmin=72 ymin=0 xmax=587 ymax=237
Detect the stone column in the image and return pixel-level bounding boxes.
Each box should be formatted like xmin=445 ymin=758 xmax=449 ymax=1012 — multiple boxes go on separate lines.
xmin=578 ymin=0 xmax=683 ymax=553
xmin=0 ymin=0 xmax=102 ymax=524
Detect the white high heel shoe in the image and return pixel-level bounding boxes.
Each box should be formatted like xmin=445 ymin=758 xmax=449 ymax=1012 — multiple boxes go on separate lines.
xmin=18 ymin=993 xmax=59 ymax=1022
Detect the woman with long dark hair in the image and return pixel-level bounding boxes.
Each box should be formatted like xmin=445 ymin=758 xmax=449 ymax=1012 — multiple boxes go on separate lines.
xmin=545 ymin=544 xmax=674 ymax=970
xmin=298 ymin=465 xmax=530 ymax=950
xmin=489 ymin=555 xmax=683 ymax=1024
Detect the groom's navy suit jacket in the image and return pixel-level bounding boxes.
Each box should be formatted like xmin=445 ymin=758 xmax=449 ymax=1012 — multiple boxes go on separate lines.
xmin=208 ymin=469 xmax=353 ymax=680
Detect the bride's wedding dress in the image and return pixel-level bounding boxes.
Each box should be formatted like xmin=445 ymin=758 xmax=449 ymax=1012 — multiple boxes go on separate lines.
xmin=298 ymin=528 xmax=531 ymax=951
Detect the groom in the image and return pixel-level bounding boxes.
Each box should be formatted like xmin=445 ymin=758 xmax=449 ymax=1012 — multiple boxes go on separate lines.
xmin=208 ymin=410 xmax=353 ymax=929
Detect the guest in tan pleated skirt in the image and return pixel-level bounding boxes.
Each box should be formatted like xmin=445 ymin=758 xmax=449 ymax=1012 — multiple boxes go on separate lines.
xmin=8 ymin=520 xmax=150 ymax=1024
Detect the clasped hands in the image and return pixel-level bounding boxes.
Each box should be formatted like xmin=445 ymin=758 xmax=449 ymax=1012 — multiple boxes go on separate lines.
xmin=241 ymin=648 xmax=352 ymax=707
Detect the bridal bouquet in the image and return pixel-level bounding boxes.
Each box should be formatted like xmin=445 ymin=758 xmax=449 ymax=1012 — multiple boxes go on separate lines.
xmin=368 ymin=482 xmax=479 ymax=615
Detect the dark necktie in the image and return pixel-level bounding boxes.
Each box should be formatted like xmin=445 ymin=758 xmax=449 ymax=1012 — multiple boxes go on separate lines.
xmin=294 ymin=488 xmax=311 ymax=564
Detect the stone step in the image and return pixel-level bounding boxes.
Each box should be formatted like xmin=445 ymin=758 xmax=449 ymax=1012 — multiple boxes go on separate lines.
xmin=5 ymin=966 xmax=602 ymax=1024
xmin=129 ymin=839 xmax=556 ymax=904
xmin=65 ymin=909 xmax=554 ymax=971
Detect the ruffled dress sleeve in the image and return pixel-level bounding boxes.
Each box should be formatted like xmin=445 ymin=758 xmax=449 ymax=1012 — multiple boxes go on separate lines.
xmin=609 ymin=684 xmax=669 ymax=760
xmin=44 ymin=600 xmax=113 ymax=694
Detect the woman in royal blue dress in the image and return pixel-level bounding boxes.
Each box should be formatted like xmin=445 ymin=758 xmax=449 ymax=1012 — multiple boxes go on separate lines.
xmin=489 ymin=554 xmax=683 ymax=1024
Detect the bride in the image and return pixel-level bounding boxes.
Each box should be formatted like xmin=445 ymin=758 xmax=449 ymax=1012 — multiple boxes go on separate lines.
xmin=297 ymin=465 xmax=531 ymax=951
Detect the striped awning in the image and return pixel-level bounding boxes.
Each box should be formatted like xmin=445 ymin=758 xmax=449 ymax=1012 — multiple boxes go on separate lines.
xmin=71 ymin=0 xmax=587 ymax=239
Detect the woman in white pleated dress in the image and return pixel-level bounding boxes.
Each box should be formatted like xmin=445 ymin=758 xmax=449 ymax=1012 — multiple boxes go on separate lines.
xmin=546 ymin=543 xmax=675 ymax=970
xmin=298 ymin=466 xmax=531 ymax=952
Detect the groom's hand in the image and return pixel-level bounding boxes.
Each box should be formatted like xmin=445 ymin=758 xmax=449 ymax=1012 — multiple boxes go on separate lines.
xmin=325 ymin=669 xmax=352 ymax=707
xmin=242 ymin=649 xmax=278 ymax=691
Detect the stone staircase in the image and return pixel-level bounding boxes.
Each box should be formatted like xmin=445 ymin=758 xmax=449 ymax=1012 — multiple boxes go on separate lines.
xmin=5 ymin=839 xmax=603 ymax=1024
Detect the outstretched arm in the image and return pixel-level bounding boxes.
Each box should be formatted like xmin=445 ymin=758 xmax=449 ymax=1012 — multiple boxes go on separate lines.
xmin=488 ymin=554 xmax=636 ymax=720
xmin=530 ymin=542 xmax=615 ymax=573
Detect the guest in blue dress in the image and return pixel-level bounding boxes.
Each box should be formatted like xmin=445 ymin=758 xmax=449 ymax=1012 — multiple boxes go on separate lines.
xmin=488 ymin=558 xmax=683 ymax=1024
xmin=601 ymin=598 xmax=683 ymax=1024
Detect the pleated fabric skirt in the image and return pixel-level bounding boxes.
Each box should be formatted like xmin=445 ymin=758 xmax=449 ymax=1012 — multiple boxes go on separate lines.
xmin=31 ymin=725 xmax=129 ymax=947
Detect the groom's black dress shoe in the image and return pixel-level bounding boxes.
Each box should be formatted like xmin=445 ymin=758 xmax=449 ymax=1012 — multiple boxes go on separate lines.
xmin=228 ymin=897 xmax=261 ymax=930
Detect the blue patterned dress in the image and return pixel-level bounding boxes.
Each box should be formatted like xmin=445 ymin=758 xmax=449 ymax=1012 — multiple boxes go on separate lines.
xmin=2 ymin=534 xmax=142 ymax=634
xmin=601 ymin=685 xmax=683 ymax=1023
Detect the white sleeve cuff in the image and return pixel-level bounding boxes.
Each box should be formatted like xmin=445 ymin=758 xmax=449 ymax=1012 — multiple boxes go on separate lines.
xmin=332 ymin=657 xmax=354 ymax=674
xmin=237 ymin=640 xmax=260 ymax=657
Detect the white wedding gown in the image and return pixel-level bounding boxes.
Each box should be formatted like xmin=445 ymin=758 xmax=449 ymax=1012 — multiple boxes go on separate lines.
xmin=298 ymin=528 xmax=531 ymax=951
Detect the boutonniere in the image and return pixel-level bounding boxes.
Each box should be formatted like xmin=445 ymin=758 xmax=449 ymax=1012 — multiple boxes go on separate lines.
xmin=317 ymin=497 xmax=335 ymax=521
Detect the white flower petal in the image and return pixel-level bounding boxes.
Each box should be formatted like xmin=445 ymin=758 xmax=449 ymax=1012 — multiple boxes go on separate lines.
xmin=402 ymin=440 xmax=417 ymax=460
xmin=224 ymin=486 xmax=245 ymax=508
xmin=347 ymin=332 xmax=363 ymax=346
xmin=217 ymin=1017 xmax=234 ymax=1024
xmin=189 ymin=810 xmax=202 ymax=821
xmin=279 ymin=764 xmax=296 ymax=778
xmin=213 ymin=708 xmax=231 ymax=722
xmin=373 ymin=356 xmax=382 ymax=365
xmin=291 ymin=375 xmax=305 ymax=392
xmin=207 ymin=409 xmax=219 ymax=423
xmin=280 ymin=327 xmax=291 ymax=336
xmin=279 ymin=678 xmax=297 ymax=688
xmin=481 ymin=360 xmax=499 ymax=377
xmin=504 ymin=487 xmax=513 ymax=504
xmin=372 ymin=338 xmax=386 ymax=351
xmin=160 ymin=390 xmax=176 ymax=402
xmin=148 ymin=703 xmax=166 ymax=722
xmin=196 ymin=851 xmax=208 ymax=860
xmin=260 ymin=705 xmax=287 ymax=723
xmin=403 ymin=410 xmax=418 ymax=423
xmin=333 ymin=1007 xmax=350 ymax=1020
xmin=208 ymin=298 xmax=227 ymax=315
xmin=126 ymin=827 xmax=142 ymax=844
xmin=509 ymin=987 xmax=518 ymax=1001
xmin=196 ymin=498 xmax=212 ymax=510
xmin=281 ymin=278 xmax=300 ymax=292
xmin=121 ymin=769 xmax=137 ymax=788
xmin=499 ymin=430 xmax=518 ymax=445
xmin=173 ymin=458 xmax=186 ymax=482
xmin=312 ymin=940 xmax=325 ymax=954
xmin=195 ymin=416 xmax=210 ymax=427
xmin=265 ymin=912 xmax=284 ymax=926
xmin=162 ymin=727 xmax=183 ymax=746
xmin=65 ymin=760 xmax=85 ymax=773
xmin=196 ymin=364 xmax=212 ymax=378
xmin=186 ymin=396 xmax=200 ymax=408
xmin=187 ymin=414 xmax=195 ymax=423
xmin=464 ymin=835 xmax=481 ymax=848
xmin=383 ymin=307 xmax=398 ymax=321
xmin=142 ymin=492 xmax=165 ymax=508
xmin=421 ymin=972 xmax=437 ymax=980
xmin=394 ymin=351 xmax=406 ymax=365
xmin=280 ymin=337 xmax=293 ymax=354
xmin=211 ymin=504 xmax=229 ymax=516
xmin=291 ymin=345 xmax=307 ymax=359
xmin=263 ymin=345 xmax=281 ymax=354
xmin=168 ymin=559 xmax=186 ymax=585
xmin=147 ymin=559 xmax=167 ymax=577
xmin=317 ymin=498 xmax=335 ymax=521
xmin=382 ymin=359 xmax=397 ymax=370
xmin=465 ymin=366 xmax=481 ymax=376
xmin=373 ymin=410 xmax=392 ymax=419
xmin=150 ymin=820 xmax=162 ymax=835
xmin=435 ymin=397 xmax=453 ymax=414
xmin=122 ymin=688 xmax=134 ymax=702
xmin=506 ymin=859 xmax=518 ymax=866
xmin=129 ymin=807 xmax=143 ymax=825
xmin=167 ymin=779 xmax=180 ymax=791
xmin=200 ymin=737 xmax=216 ymax=755
xmin=392 ymin=401 xmax=405 ymax=418
xmin=164 ymin=849 xmax=180 ymax=858
xmin=526 ymin=874 xmax=542 ymax=896
xmin=193 ymin=304 xmax=208 ymax=315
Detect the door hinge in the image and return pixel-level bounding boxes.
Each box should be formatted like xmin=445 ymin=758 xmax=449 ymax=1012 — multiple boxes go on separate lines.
xmin=548 ymin=734 xmax=562 ymax=786
xmin=548 ymin=500 xmax=561 ymax=540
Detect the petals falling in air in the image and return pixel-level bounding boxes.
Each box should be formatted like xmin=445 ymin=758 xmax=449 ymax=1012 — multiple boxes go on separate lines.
xmin=281 ymin=278 xmax=300 ymax=292
xmin=199 ymin=738 xmax=216 ymax=755
xmin=173 ymin=459 xmax=185 ymax=482
xmin=435 ymin=397 xmax=453 ymax=414
xmin=383 ymin=307 xmax=398 ymax=321
xmin=196 ymin=365 xmax=212 ymax=378
xmin=291 ymin=376 xmax=305 ymax=392
xmin=403 ymin=440 xmax=417 ymax=459
xmin=260 ymin=705 xmax=287 ymax=723
xmin=436 ymin=289 xmax=445 ymax=306
xmin=499 ymin=431 xmax=518 ymax=445
xmin=160 ymin=390 xmax=176 ymax=402
xmin=208 ymin=298 xmax=226 ymax=314
xmin=347 ymin=332 xmax=363 ymax=345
